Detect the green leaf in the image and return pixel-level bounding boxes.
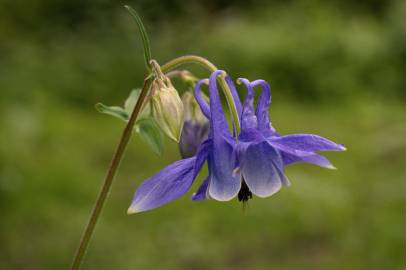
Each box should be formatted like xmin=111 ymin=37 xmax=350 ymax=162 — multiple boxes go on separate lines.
xmin=124 ymin=5 xmax=152 ymax=70
xmin=95 ymin=103 xmax=129 ymax=121
xmin=124 ymin=89 xmax=151 ymax=117
xmin=124 ymin=89 xmax=140 ymax=114
xmin=97 ymin=92 xmax=162 ymax=155
xmin=135 ymin=118 xmax=163 ymax=155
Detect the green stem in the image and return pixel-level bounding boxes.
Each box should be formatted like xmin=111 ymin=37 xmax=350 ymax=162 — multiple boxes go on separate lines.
xmin=161 ymin=55 xmax=217 ymax=71
xmin=161 ymin=55 xmax=241 ymax=134
xmin=70 ymin=78 xmax=152 ymax=270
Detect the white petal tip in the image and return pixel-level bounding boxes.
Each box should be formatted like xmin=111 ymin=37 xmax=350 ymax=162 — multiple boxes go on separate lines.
xmin=127 ymin=205 xmax=139 ymax=215
xmin=251 ymin=184 xmax=282 ymax=198
xmin=341 ymin=145 xmax=347 ymax=151
xmin=326 ymin=164 xmax=337 ymax=170
xmin=190 ymin=193 xmax=198 ymax=200
xmin=209 ymin=195 xmax=235 ymax=202
xmin=208 ymin=190 xmax=237 ymax=201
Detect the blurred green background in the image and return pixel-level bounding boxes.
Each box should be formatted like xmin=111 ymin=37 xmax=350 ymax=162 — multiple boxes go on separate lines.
xmin=1 ymin=0 xmax=406 ymax=269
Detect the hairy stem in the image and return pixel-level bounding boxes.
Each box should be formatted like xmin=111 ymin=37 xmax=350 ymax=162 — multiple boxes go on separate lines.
xmin=70 ymin=78 xmax=152 ymax=270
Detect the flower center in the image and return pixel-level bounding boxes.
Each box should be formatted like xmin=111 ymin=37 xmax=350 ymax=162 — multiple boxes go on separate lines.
xmin=238 ymin=180 xmax=252 ymax=202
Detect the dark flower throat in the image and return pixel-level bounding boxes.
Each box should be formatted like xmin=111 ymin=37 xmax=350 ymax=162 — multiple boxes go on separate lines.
xmin=238 ymin=180 xmax=252 ymax=202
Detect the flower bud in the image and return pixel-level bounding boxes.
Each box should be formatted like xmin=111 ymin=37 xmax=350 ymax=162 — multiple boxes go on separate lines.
xmin=178 ymin=92 xmax=209 ymax=158
xmin=151 ymin=77 xmax=184 ymax=142
xmin=179 ymin=70 xmax=199 ymax=87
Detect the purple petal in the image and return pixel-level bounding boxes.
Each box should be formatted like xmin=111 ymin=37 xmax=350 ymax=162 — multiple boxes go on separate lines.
xmin=128 ymin=157 xmax=197 ymax=213
xmin=207 ymin=138 xmax=241 ymax=201
xmin=193 ymin=139 xmax=211 ymax=177
xmin=208 ymin=70 xmax=231 ymax=136
xmin=224 ymin=75 xmax=242 ymax=118
xmin=250 ymin=80 xmax=272 ymax=132
xmin=194 ymin=79 xmax=210 ymax=118
xmin=238 ymin=127 xmax=264 ymax=143
xmin=128 ymin=139 xmax=211 ymax=213
xmin=191 ymin=177 xmax=209 ymax=201
xmin=240 ymin=141 xmax=283 ymax=198
xmin=194 ymin=75 xmax=242 ymax=122
xmin=271 ymin=158 xmax=291 ymax=187
xmin=268 ymin=134 xmax=346 ymax=154
xmin=238 ymin=78 xmax=258 ymax=130
xmin=281 ymin=151 xmax=336 ymax=169
xmin=197 ymin=71 xmax=242 ymax=201
xmin=204 ymin=71 xmax=241 ymax=201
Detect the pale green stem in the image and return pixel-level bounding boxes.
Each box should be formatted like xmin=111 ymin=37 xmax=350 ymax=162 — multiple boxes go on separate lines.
xmin=70 ymin=78 xmax=152 ymax=270
xmin=70 ymin=55 xmax=240 ymax=270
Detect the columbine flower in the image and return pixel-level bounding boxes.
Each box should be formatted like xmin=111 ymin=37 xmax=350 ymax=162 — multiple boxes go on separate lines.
xmin=128 ymin=70 xmax=345 ymax=213
xmin=178 ymin=92 xmax=209 ymax=158
xmin=151 ymin=76 xmax=184 ymax=142
xmin=192 ymin=71 xmax=346 ymax=202
xmin=128 ymin=70 xmax=239 ymax=213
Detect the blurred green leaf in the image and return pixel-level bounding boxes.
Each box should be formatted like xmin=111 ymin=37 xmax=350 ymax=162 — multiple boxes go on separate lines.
xmin=124 ymin=89 xmax=151 ymax=117
xmin=97 ymin=94 xmax=161 ymax=155
xmin=96 ymin=89 xmax=150 ymax=122
xmin=95 ymin=103 xmax=129 ymax=121
xmin=135 ymin=118 xmax=163 ymax=155
xmin=124 ymin=89 xmax=141 ymax=115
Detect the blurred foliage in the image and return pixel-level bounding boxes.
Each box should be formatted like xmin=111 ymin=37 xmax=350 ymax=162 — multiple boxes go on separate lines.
xmin=1 ymin=0 xmax=406 ymax=106
xmin=1 ymin=0 xmax=406 ymax=270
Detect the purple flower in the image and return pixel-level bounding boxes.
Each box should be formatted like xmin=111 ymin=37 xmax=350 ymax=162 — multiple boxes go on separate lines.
xmin=192 ymin=73 xmax=345 ymax=201
xmin=128 ymin=70 xmax=345 ymax=213
xmin=127 ymin=71 xmax=237 ymax=213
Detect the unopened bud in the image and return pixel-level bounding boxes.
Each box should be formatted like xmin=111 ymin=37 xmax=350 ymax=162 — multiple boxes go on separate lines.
xmin=182 ymin=91 xmax=207 ymax=124
xmin=151 ymin=77 xmax=184 ymax=142
xmin=179 ymin=71 xmax=199 ymax=87
xmin=179 ymin=92 xmax=209 ymax=158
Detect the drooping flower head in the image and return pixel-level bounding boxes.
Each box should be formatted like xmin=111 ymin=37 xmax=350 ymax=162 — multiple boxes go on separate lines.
xmin=128 ymin=70 xmax=345 ymax=213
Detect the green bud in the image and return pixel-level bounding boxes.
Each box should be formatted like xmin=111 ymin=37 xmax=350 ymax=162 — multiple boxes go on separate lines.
xmin=179 ymin=70 xmax=199 ymax=88
xmin=151 ymin=77 xmax=184 ymax=142
xmin=182 ymin=91 xmax=207 ymax=125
